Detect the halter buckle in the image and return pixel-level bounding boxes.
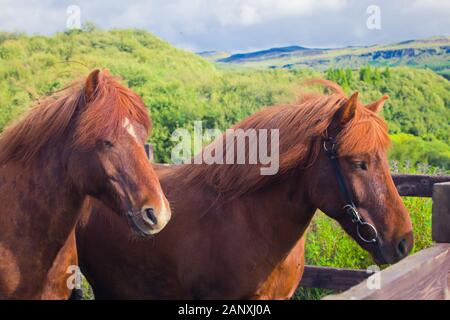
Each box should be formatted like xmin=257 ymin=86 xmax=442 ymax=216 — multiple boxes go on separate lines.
xmin=323 ymin=138 xmax=337 ymax=154
xmin=344 ymin=205 xmax=378 ymax=243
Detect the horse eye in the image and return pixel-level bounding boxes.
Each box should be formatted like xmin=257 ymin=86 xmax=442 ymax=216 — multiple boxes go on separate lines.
xmin=353 ymin=161 xmax=368 ymax=170
xmin=103 ymin=140 xmax=114 ymax=148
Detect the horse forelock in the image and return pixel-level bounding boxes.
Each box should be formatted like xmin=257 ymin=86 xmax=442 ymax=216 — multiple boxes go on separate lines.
xmin=0 ymin=71 xmax=151 ymax=164
xmin=73 ymin=71 xmax=151 ymax=149
xmin=179 ymin=79 xmax=390 ymax=198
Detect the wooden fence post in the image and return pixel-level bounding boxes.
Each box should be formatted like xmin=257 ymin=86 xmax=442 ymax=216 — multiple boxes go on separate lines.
xmin=431 ymin=182 xmax=450 ymax=299
xmin=145 ymin=143 xmax=154 ymax=162
xmin=432 ymin=182 xmax=450 ymax=243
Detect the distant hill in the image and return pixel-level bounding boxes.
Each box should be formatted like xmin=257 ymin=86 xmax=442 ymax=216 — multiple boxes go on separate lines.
xmin=197 ymin=50 xmax=230 ymax=61
xmin=208 ymin=45 xmax=312 ymax=62
xmin=202 ymin=37 xmax=450 ymax=79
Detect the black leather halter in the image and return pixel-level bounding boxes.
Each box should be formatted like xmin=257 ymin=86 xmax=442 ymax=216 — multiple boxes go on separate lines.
xmin=323 ymin=133 xmax=379 ymax=244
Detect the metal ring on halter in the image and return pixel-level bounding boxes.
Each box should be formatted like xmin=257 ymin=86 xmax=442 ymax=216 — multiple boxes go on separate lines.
xmin=343 ymin=204 xmax=362 ymax=224
xmin=323 ymin=139 xmax=336 ymax=153
xmin=357 ymin=222 xmax=378 ymax=244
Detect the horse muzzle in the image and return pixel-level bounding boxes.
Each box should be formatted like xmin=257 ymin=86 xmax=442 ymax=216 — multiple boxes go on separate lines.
xmin=126 ymin=204 xmax=171 ymax=236
xmin=371 ymin=233 xmax=413 ymax=265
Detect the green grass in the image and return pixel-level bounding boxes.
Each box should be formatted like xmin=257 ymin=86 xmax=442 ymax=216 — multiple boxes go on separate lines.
xmin=390 ymin=134 xmax=450 ymax=169
xmin=80 ymin=275 xmax=94 ymax=300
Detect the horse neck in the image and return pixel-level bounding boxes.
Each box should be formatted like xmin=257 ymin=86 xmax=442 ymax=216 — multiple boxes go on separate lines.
xmin=237 ymin=171 xmax=317 ymax=255
xmin=0 ymin=141 xmax=83 ymax=298
xmin=169 ymin=166 xmax=317 ymax=262
xmin=14 ymin=142 xmax=83 ymax=246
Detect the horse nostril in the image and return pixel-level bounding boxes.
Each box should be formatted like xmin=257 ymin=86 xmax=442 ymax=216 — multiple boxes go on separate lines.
xmin=144 ymin=208 xmax=157 ymax=225
xmin=397 ymin=238 xmax=407 ymax=256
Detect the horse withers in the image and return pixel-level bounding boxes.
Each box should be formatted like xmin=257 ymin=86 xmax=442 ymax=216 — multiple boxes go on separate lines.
xmin=76 ymin=80 xmax=412 ymax=299
xmin=0 ymin=69 xmax=171 ymax=299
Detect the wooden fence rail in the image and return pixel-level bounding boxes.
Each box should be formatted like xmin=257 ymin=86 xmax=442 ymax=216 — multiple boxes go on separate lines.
xmin=299 ymin=266 xmax=374 ymax=290
xmin=323 ymin=243 xmax=450 ymax=300
xmin=393 ymin=174 xmax=450 ymax=197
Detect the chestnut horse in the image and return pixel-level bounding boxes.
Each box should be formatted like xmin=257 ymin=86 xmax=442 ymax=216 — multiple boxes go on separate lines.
xmin=76 ymin=80 xmax=413 ymax=299
xmin=0 ymin=69 xmax=171 ymax=299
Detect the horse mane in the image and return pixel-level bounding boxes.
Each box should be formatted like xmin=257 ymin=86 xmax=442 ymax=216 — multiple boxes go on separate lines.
xmin=177 ymin=79 xmax=390 ymax=198
xmin=0 ymin=70 xmax=151 ymax=165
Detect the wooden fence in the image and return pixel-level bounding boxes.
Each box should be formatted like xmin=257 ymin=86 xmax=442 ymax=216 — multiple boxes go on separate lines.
xmin=145 ymin=144 xmax=450 ymax=299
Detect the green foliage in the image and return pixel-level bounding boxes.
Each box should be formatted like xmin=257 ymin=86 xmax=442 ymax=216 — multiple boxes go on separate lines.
xmin=358 ymin=65 xmax=384 ymax=84
xmin=325 ymin=67 xmax=450 ymax=161
xmin=389 ymin=133 xmax=450 ymax=169
xmin=326 ymin=68 xmax=354 ymax=91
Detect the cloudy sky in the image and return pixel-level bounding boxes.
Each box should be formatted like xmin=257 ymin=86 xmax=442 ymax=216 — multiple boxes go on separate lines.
xmin=1 ymin=0 xmax=449 ymax=52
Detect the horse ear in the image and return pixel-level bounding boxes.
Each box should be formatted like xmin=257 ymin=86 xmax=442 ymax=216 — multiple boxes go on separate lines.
xmin=337 ymin=92 xmax=358 ymax=125
xmin=85 ymin=69 xmax=101 ymax=102
xmin=366 ymin=95 xmax=389 ymax=113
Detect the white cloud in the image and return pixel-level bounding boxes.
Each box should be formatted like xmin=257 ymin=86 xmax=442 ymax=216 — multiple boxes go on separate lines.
xmin=0 ymin=0 xmax=448 ymax=51
xmin=0 ymin=0 xmax=64 ymax=34
xmin=211 ymin=0 xmax=347 ymax=27
xmin=411 ymin=0 xmax=450 ymax=11
xmin=101 ymin=0 xmax=347 ymax=32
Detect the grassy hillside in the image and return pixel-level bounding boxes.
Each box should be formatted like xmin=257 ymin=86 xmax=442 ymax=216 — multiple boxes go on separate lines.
xmin=0 ymin=28 xmax=306 ymax=161
xmin=1 ymin=29 xmax=449 ymax=169
xmin=0 ymin=28 xmax=217 ymax=129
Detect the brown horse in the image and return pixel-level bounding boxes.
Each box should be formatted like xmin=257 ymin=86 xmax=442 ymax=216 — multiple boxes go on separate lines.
xmin=76 ymin=80 xmax=413 ymax=299
xmin=0 ymin=69 xmax=171 ymax=299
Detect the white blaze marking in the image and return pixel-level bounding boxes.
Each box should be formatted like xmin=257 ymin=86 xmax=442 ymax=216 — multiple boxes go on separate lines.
xmin=123 ymin=118 xmax=138 ymax=141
